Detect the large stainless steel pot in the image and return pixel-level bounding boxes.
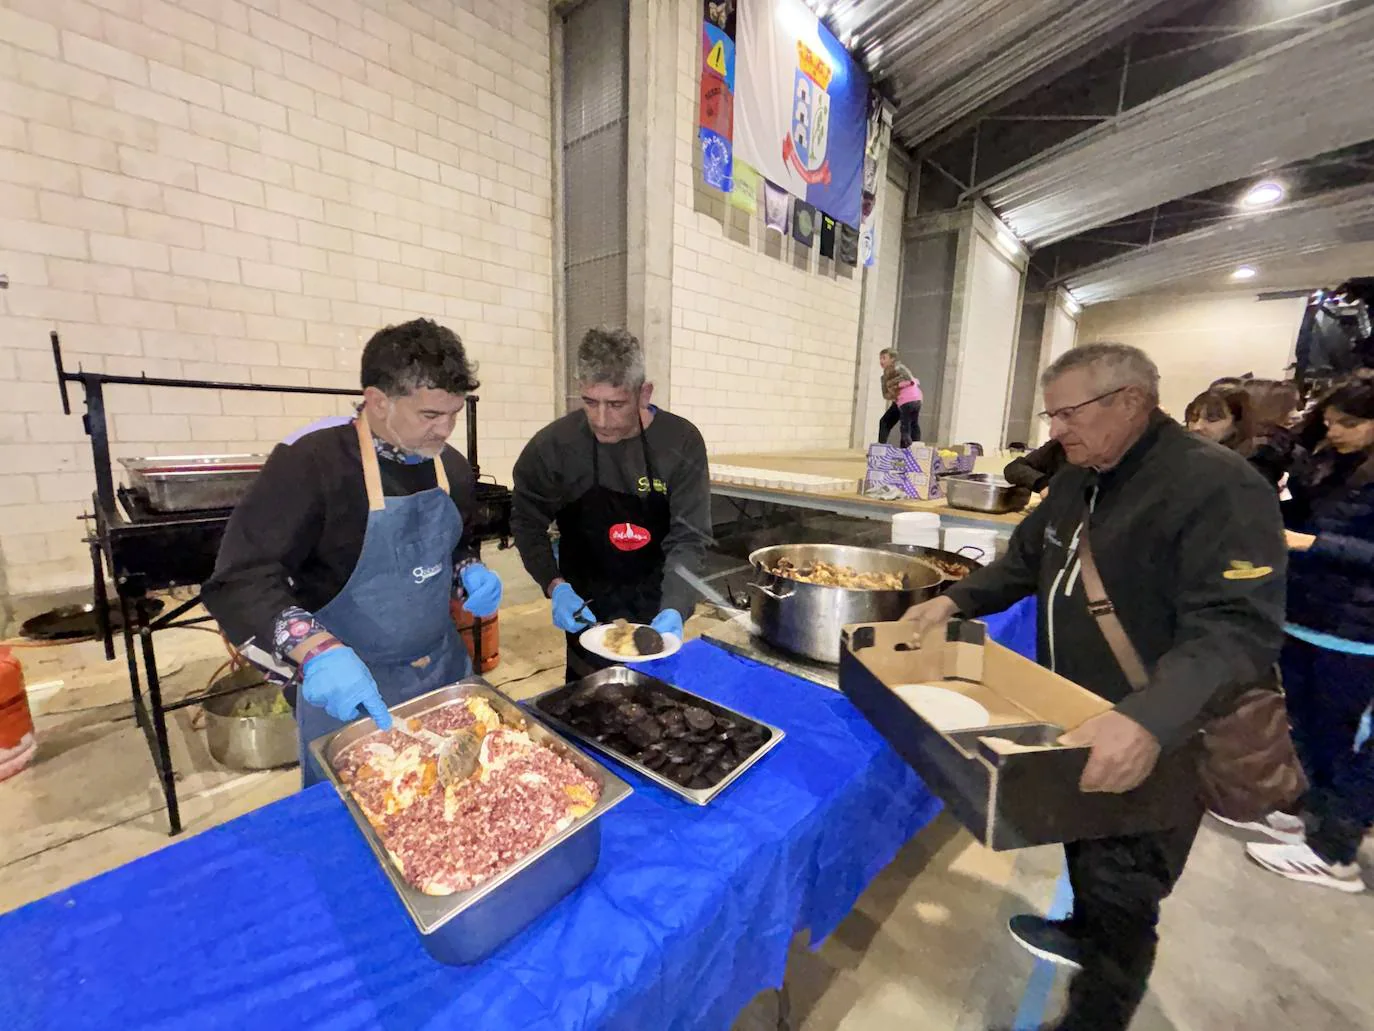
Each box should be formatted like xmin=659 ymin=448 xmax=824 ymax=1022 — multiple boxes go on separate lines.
xmin=747 ymin=544 xmax=944 ymax=664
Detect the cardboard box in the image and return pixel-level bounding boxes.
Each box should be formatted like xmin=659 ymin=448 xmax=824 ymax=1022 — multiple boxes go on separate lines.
xmin=867 ymin=443 xmax=977 ymax=477
xmin=866 ymin=443 xmax=936 ymax=474
xmin=863 ymin=469 xmax=942 ymax=500
xmin=839 ymin=620 xmax=1199 ymax=850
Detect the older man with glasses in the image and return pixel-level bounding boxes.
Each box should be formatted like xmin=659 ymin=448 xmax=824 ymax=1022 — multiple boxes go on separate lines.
xmin=905 ymin=342 xmax=1287 ymax=1031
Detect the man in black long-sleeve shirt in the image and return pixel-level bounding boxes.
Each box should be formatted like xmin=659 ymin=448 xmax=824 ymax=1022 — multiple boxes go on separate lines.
xmin=202 ymin=319 xmax=503 ymax=784
xmin=512 ymin=327 xmax=712 ymax=680
xmin=907 ymin=343 xmax=1286 ymax=1031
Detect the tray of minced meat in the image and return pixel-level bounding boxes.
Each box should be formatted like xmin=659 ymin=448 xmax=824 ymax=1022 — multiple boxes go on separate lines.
xmin=309 ymin=679 xmax=633 ymax=964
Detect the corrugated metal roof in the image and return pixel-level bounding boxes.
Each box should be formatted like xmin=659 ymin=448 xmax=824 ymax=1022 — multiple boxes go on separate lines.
xmin=826 ymin=0 xmax=1174 ymax=146
xmin=1065 ymin=184 xmax=1374 ymax=305
xmin=982 ymin=5 xmax=1374 ymax=247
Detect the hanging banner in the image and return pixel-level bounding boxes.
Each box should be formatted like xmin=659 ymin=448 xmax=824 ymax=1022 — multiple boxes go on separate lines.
xmin=699 ymin=2 xmax=737 ymax=193
xmin=730 ymin=161 xmax=761 ymax=213
xmin=858 ymin=90 xmax=890 ymax=268
xmin=734 ymin=0 xmax=869 ymax=227
xmin=763 ymin=179 xmax=790 ymax=233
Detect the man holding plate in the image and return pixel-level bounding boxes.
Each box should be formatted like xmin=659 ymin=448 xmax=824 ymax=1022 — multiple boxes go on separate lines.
xmin=512 ymin=328 xmax=713 ymax=681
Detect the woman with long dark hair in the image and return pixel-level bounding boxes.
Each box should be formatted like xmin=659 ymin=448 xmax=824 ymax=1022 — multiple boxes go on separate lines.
xmin=1241 ymin=376 xmax=1374 ymax=892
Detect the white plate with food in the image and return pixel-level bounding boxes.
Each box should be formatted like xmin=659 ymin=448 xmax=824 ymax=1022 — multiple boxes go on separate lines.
xmin=891 ymin=683 xmax=991 ymax=732
xmin=578 ymin=620 xmax=682 ymax=663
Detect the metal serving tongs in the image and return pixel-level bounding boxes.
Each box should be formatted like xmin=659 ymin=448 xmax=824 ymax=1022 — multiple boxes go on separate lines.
xmin=392 ymin=720 xmax=480 ymax=786
xmin=669 ymin=562 xmax=755 ymax=630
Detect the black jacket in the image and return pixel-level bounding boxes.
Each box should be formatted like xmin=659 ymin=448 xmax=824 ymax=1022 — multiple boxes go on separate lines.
xmin=946 ymin=414 xmax=1287 ymax=749
xmin=1283 ymin=448 xmax=1374 ymax=643
xmin=1003 ymin=440 xmax=1067 ymax=493
xmin=202 ymin=425 xmax=478 ymax=658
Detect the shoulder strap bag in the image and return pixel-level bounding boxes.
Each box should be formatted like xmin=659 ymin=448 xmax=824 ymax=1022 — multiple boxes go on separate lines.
xmin=1076 ymin=529 xmax=1306 ymax=822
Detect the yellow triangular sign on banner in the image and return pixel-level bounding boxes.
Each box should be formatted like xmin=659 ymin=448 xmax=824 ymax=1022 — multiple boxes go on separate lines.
xmin=707 ymin=41 xmax=727 ymax=76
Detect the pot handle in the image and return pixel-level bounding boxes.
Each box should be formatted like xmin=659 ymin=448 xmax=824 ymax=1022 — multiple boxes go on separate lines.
xmin=748 ymin=576 xmax=796 ymax=600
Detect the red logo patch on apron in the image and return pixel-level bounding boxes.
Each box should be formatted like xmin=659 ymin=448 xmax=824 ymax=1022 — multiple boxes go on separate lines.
xmin=608 ymin=522 xmax=652 ymax=552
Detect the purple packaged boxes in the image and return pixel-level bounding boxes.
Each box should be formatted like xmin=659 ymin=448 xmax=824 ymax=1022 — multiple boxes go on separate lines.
xmin=863 ymin=469 xmax=942 ymax=500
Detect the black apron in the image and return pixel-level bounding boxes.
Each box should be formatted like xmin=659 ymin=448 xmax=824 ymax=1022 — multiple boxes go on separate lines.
xmin=555 ymin=417 xmax=671 ymax=681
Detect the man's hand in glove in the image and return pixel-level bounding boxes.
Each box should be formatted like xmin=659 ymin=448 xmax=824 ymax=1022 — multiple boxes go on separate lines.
xmin=301 ymin=646 xmax=393 ymax=729
xmin=551 ymin=581 xmax=596 ymax=633
xmin=459 ymin=563 xmax=503 ymax=617
xmin=650 ymin=609 xmax=684 ymax=640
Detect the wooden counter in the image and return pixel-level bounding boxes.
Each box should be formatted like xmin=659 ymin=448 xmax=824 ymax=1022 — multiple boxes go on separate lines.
xmin=709 ymin=449 xmax=1033 ymax=530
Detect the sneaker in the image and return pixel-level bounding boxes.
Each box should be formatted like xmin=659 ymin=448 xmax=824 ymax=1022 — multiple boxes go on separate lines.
xmin=1210 ymin=809 xmax=1306 ymax=845
xmin=1245 ymin=841 xmax=1366 ymax=893
xmin=1008 ymin=914 xmax=1084 ymax=971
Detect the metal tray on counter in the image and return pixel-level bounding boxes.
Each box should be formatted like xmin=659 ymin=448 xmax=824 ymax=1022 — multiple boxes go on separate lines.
xmin=120 ymin=454 xmax=266 ymax=512
xmin=527 ymin=667 xmax=785 ymax=806
xmin=308 ymin=679 xmax=633 ymax=965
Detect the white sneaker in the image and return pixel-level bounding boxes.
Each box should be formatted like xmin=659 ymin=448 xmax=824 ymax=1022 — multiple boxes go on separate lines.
xmin=1210 ymin=809 xmax=1306 ymax=845
xmin=1246 ymin=841 xmax=1366 ymax=893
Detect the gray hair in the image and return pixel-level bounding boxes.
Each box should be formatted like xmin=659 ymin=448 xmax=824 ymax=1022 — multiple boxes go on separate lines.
xmin=577 ymin=327 xmax=645 ymax=389
xmin=1043 ymin=342 xmax=1160 ymax=402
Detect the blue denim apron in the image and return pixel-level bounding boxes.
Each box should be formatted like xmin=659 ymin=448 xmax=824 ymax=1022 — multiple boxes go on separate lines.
xmin=297 ymin=417 xmax=473 ymax=786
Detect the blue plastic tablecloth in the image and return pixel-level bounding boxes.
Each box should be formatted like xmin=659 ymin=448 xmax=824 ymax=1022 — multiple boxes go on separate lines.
xmin=2 ymin=605 xmax=1036 ymax=1031
xmin=3 ymin=643 xmax=935 ymax=1031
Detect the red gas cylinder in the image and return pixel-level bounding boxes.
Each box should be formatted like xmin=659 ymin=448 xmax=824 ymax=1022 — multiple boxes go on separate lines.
xmin=0 ymin=646 xmax=37 ymax=782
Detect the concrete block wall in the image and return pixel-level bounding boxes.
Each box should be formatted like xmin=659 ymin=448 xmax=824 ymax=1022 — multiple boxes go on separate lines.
xmin=666 ymin=0 xmax=866 ymax=454
xmin=1076 ymin=291 xmax=1305 ymax=420
xmin=0 ymin=0 xmax=555 ymax=596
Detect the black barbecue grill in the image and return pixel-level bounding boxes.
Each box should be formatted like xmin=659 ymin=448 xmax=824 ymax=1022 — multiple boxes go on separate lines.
xmin=51 ymin=331 xmax=513 ymax=835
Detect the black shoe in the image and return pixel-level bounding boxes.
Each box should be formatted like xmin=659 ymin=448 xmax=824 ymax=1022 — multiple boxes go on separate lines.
xmin=1008 ymin=914 xmax=1084 ymax=971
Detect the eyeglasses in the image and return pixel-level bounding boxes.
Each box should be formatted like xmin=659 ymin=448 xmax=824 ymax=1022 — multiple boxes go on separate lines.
xmin=1038 ymin=387 xmax=1127 ymax=424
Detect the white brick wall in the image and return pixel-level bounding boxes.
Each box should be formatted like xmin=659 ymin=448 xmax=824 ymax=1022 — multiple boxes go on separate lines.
xmin=667 ymin=0 xmax=865 ymax=454
xmin=0 ymin=0 xmax=554 ymax=595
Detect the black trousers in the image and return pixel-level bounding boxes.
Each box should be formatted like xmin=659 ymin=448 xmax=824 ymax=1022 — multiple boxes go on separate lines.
xmin=878 ymin=401 xmax=922 ymax=447
xmin=1282 ymin=636 xmax=1374 ymax=864
xmin=1058 ymin=810 xmax=1203 ymax=1031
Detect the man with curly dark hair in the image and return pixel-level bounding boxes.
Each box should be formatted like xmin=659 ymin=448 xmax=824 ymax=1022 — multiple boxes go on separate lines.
xmin=204 ymin=319 xmax=503 ymax=785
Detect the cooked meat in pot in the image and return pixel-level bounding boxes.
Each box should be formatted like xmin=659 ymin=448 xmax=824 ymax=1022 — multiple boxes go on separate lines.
xmin=768 ymin=557 xmax=904 ymax=591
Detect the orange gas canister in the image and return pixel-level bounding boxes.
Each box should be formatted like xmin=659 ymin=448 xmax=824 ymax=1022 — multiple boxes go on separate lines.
xmin=0 ymin=647 xmax=37 ymax=782
xmin=451 ymin=602 xmax=500 ymax=674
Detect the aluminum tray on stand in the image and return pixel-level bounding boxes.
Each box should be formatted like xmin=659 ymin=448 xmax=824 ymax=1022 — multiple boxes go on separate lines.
xmin=309 ymin=678 xmax=633 ymax=965
xmin=120 ymin=454 xmax=266 ymax=512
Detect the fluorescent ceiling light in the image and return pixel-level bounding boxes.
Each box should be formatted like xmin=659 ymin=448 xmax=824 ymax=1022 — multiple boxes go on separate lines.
xmin=1064 ymin=293 xmax=1082 ymax=315
xmin=1240 ymin=181 xmax=1284 ymax=208
xmin=1231 ymin=265 xmax=1258 ymax=280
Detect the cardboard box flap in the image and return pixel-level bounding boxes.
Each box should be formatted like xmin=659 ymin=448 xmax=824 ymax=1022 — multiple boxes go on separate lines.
xmin=842 ymin=620 xmax=1111 ymax=732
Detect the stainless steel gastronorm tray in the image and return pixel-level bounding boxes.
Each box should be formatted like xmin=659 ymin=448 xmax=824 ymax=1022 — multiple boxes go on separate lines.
xmin=120 ymin=454 xmax=266 ymax=511
xmin=527 ymin=666 xmax=786 ymax=806
xmin=309 ymin=679 xmax=633 ymax=963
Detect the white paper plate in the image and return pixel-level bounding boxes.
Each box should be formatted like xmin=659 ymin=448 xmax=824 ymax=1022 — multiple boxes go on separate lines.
xmin=578 ymin=624 xmax=683 ymax=663
xmin=891 ymin=683 xmax=991 ymax=732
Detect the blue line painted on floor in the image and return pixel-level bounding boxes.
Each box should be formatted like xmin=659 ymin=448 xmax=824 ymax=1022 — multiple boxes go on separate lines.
xmin=1012 ymin=867 xmax=1074 ymax=1030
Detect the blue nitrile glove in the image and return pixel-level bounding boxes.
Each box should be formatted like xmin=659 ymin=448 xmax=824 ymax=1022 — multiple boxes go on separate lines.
xmin=301 ymin=646 xmax=393 ymax=730
xmin=459 ymin=563 xmax=503 ymax=617
xmin=650 ymin=608 xmax=684 ymax=640
xmin=551 ymin=582 xmax=596 ymax=633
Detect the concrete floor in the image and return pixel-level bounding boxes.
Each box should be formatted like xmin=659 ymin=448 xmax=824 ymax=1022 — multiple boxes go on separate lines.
xmin=2 ymin=545 xmax=1372 ymax=1029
